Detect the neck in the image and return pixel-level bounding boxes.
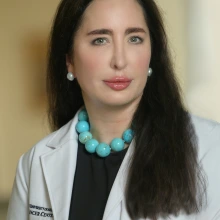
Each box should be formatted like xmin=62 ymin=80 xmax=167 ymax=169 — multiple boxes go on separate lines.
xmin=83 ymin=102 xmax=139 ymax=145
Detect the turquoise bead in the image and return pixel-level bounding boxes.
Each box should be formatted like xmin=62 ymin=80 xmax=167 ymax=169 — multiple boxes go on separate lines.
xmin=76 ymin=121 xmax=89 ymax=133
xmin=85 ymin=139 xmax=99 ymax=153
xmin=79 ymin=131 xmax=92 ymax=144
xmin=122 ymin=129 xmax=134 ymax=143
xmin=96 ymin=143 xmax=111 ymax=157
xmin=78 ymin=109 xmax=88 ymax=121
xmin=110 ymin=138 xmax=125 ymax=151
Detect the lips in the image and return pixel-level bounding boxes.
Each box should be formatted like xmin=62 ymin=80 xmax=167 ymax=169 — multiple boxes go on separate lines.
xmin=103 ymin=77 xmax=132 ymax=91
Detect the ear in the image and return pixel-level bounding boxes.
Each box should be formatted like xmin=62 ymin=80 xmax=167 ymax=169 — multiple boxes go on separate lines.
xmin=66 ymin=54 xmax=76 ymax=76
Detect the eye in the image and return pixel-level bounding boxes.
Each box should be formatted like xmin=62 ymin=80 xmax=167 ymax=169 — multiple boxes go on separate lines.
xmin=92 ymin=38 xmax=108 ymax=45
xmin=129 ymin=36 xmax=143 ymax=44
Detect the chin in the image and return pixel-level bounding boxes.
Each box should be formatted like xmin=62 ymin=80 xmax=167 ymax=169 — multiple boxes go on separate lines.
xmin=100 ymin=96 xmax=141 ymax=109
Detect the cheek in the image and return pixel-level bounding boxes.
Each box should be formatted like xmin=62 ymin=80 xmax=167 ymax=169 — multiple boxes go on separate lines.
xmin=131 ymin=51 xmax=151 ymax=74
xmin=74 ymin=46 xmax=105 ymax=78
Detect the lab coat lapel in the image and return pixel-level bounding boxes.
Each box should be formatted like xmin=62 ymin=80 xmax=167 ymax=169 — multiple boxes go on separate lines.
xmin=103 ymin=140 xmax=135 ymax=220
xmin=41 ymin=140 xmax=77 ymax=220
xmin=41 ymin=111 xmax=80 ymax=220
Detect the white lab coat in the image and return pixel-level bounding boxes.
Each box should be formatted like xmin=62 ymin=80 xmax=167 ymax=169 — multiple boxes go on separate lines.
xmin=7 ymin=110 xmax=220 ymax=220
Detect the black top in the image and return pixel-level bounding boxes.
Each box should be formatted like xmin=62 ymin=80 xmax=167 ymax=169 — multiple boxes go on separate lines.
xmin=68 ymin=141 xmax=128 ymax=220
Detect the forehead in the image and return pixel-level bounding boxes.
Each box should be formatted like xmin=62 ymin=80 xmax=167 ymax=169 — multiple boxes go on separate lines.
xmin=80 ymin=0 xmax=147 ymax=31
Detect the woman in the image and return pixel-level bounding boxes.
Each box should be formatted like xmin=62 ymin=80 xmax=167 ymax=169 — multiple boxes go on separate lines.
xmin=7 ymin=0 xmax=220 ymax=219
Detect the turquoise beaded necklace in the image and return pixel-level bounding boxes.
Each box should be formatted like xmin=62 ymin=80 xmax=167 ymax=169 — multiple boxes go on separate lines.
xmin=75 ymin=109 xmax=134 ymax=157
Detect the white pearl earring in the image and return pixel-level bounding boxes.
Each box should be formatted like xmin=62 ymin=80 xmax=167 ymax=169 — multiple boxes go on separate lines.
xmin=67 ymin=72 xmax=75 ymax=81
xmin=148 ymin=68 xmax=153 ymax=77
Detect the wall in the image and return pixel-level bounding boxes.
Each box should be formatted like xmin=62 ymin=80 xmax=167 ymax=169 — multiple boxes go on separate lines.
xmin=0 ymin=0 xmax=60 ymax=200
xmin=186 ymin=0 xmax=220 ymax=122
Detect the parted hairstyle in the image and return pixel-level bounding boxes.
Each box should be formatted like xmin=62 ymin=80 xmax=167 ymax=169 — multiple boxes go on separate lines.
xmin=47 ymin=0 xmax=206 ymax=219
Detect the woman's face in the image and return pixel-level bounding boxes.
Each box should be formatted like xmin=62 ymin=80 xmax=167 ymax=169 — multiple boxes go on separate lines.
xmin=67 ymin=0 xmax=151 ymax=108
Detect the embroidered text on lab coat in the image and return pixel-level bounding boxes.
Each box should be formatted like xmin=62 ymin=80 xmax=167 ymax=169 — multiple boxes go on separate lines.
xmin=29 ymin=204 xmax=53 ymax=218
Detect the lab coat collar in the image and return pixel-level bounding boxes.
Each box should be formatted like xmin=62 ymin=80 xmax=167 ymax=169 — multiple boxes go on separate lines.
xmin=45 ymin=108 xmax=81 ymax=149
xmin=41 ymin=109 xmax=80 ymax=219
xmin=41 ymin=139 xmax=78 ymax=220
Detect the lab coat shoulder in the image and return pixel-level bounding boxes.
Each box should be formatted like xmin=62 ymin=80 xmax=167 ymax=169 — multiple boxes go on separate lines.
xmin=191 ymin=114 xmax=220 ymax=159
xmin=21 ymin=130 xmax=57 ymax=166
xmin=15 ymin=124 xmax=67 ymax=184
xmin=6 ymin=134 xmax=52 ymax=219
xmin=21 ymin=115 xmax=76 ymax=167
xmin=189 ymin=115 xmax=220 ymax=220
xmin=7 ymin=118 xmax=76 ymax=220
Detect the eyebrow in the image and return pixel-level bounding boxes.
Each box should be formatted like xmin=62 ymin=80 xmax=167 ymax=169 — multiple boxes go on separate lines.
xmin=87 ymin=27 xmax=146 ymax=36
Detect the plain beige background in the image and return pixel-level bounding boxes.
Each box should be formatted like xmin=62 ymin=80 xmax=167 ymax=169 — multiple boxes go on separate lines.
xmin=0 ymin=1 xmax=219 ymax=216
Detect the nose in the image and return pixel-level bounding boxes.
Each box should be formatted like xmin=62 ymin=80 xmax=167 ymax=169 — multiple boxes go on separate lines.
xmin=110 ymin=43 xmax=127 ymax=70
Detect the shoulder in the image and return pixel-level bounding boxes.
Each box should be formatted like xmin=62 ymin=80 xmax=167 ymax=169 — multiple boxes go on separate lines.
xmin=191 ymin=114 xmax=220 ymax=137
xmin=190 ymin=114 xmax=220 ymax=159
xmin=14 ymin=117 xmax=78 ymax=190
xmin=190 ymin=115 xmax=220 ymax=216
xmin=20 ymin=112 xmax=79 ymax=169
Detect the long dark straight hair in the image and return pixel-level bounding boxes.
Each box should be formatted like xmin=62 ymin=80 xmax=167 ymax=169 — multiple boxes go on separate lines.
xmin=47 ymin=0 xmax=206 ymax=219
